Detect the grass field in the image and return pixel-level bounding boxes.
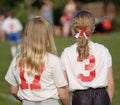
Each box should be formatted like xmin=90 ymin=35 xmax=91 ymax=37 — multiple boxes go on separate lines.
xmin=0 ymin=32 xmax=120 ymax=105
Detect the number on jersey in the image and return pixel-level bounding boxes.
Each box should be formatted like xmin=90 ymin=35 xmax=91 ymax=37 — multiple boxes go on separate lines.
xmin=77 ymin=54 xmax=96 ymax=82
xmin=19 ymin=62 xmax=44 ymax=90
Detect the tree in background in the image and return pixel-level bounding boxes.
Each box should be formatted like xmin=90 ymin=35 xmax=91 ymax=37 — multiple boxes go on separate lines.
xmin=0 ymin=0 xmax=119 ymax=29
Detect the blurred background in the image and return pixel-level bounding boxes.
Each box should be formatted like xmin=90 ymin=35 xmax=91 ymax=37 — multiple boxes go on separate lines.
xmin=0 ymin=0 xmax=120 ymax=105
xmin=0 ymin=0 xmax=120 ymax=36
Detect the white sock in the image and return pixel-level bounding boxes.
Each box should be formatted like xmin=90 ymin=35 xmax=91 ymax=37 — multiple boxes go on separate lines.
xmin=11 ymin=46 xmax=17 ymax=58
xmin=17 ymin=44 xmax=21 ymax=53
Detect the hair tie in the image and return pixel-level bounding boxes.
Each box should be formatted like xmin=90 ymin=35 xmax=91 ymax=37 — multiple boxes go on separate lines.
xmin=75 ymin=27 xmax=90 ymax=39
xmin=79 ymin=27 xmax=85 ymax=37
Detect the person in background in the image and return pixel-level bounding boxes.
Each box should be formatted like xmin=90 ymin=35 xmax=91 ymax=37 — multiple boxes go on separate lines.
xmin=40 ymin=0 xmax=54 ymax=24
xmin=95 ymin=0 xmax=116 ymax=33
xmin=101 ymin=0 xmax=116 ymax=32
xmin=60 ymin=0 xmax=76 ymax=37
xmin=61 ymin=10 xmax=114 ymax=105
xmin=5 ymin=16 xmax=69 ymax=105
xmin=0 ymin=11 xmax=5 ymax=41
xmin=2 ymin=10 xmax=23 ymax=58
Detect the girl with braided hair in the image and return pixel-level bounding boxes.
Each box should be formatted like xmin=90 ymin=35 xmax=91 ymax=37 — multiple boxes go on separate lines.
xmin=61 ymin=10 xmax=114 ymax=105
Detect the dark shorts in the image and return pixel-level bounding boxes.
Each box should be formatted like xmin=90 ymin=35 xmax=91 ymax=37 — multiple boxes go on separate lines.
xmin=72 ymin=88 xmax=111 ymax=105
xmin=7 ymin=32 xmax=21 ymax=43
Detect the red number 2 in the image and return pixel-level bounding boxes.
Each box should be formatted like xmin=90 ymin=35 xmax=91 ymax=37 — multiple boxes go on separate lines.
xmin=19 ymin=62 xmax=44 ymax=90
xmin=77 ymin=54 xmax=96 ymax=82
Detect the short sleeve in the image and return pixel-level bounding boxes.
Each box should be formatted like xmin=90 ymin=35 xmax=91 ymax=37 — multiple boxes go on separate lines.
xmin=15 ymin=18 xmax=23 ymax=32
xmin=53 ymin=57 xmax=68 ymax=87
xmin=5 ymin=57 xmax=18 ymax=86
xmin=106 ymin=49 xmax=112 ymax=67
xmin=60 ymin=50 xmax=66 ymax=71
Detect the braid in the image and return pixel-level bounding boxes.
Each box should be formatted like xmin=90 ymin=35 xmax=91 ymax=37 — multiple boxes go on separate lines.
xmin=77 ymin=37 xmax=89 ymax=61
xmin=72 ymin=10 xmax=95 ymax=61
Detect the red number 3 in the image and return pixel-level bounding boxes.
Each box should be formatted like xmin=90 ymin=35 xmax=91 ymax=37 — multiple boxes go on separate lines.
xmin=19 ymin=62 xmax=44 ymax=90
xmin=77 ymin=54 xmax=96 ymax=82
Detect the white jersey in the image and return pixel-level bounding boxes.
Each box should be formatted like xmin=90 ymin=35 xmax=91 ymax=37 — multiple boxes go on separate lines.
xmin=5 ymin=53 xmax=67 ymax=101
xmin=2 ymin=17 xmax=23 ymax=34
xmin=61 ymin=40 xmax=112 ymax=91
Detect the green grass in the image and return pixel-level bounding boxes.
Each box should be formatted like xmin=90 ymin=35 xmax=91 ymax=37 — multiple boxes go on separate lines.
xmin=0 ymin=32 xmax=120 ymax=105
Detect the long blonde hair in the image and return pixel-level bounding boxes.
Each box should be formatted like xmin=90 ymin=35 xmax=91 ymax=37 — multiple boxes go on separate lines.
xmin=18 ymin=16 xmax=57 ymax=75
xmin=72 ymin=10 xmax=95 ymax=61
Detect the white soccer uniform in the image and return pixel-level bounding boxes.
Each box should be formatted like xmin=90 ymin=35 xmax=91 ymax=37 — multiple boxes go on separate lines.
xmin=2 ymin=17 xmax=23 ymax=34
xmin=5 ymin=53 xmax=67 ymax=101
xmin=61 ymin=40 xmax=112 ymax=91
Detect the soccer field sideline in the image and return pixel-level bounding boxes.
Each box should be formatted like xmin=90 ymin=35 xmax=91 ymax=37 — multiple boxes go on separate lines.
xmin=0 ymin=32 xmax=120 ymax=105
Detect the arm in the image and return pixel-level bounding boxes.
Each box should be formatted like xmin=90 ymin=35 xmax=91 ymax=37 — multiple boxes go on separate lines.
xmin=11 ymin=85 xmax=21 ymax=102
xmin=57 ymin=86 xmax=70 ymax=105
xmin=57 ymin=70 xmax=70 ymax=105
xmin=106 ymin=66 xmax=114 ymax=103
xmin=64 ymin=71 xmax=70 ymax=93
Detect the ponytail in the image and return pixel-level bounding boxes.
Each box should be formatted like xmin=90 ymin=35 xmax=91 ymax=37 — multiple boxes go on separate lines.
xmin=75 ymin=28 xmax=89 ymax=61
xmin=77 ymin=36 xmax=89 ymax=61
xmin=72 ymin=10 xmax=95 ymax=61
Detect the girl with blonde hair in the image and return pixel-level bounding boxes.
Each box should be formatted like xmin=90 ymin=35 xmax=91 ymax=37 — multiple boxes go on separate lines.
xmin=61 ymin=10 xmax=114 ymax=105
xmin=5 ymin=16 xmax=69 ymax=105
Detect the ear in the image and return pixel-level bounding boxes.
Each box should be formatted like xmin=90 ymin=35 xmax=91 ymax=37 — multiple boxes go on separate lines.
xmin=92 ymin=26 xmax=95 ymax=33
